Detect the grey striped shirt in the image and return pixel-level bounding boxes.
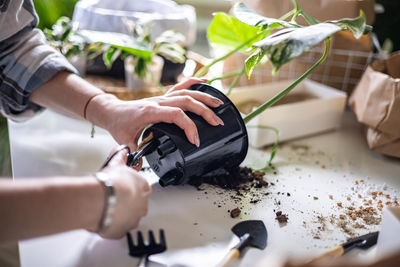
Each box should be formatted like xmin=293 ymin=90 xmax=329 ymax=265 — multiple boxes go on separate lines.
xmin=0 ymin=0 xmax=76 ymax=121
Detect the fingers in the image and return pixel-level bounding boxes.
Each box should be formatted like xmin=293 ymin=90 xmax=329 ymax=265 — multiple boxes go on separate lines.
xmin=167 ymin=89 xmax=224 ymax=108
xmin=154 ymin=106 xmax=201 ymax=147
xmin=167 ymin=77 xmax=206 ymax=93
xmin=158 ymin=95 xmax=224 ymax=127
xmin=107 ymin=145 xmax=130 ymax=166
xmin=132 ymin=157 xmax=143 ymax=171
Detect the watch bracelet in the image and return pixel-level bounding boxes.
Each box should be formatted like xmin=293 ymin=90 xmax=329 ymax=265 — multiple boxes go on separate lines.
xmin=93 ymin=172 xmax=116 ymax=233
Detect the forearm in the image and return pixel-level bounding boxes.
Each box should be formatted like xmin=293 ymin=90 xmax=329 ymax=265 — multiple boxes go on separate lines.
xmin=0 ymin=177 xmax=104 ymax=244
xmin=29 ymin=71 xmax=109 ymax=119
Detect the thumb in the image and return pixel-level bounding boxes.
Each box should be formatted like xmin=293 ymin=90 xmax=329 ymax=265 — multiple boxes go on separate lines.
xmin=106 ymin=145 xmax=130 ymax=167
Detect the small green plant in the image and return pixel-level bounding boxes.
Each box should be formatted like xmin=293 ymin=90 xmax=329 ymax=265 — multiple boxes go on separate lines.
xmin=108 ymin=19 xmax=186 ymax=80
xmin=44 ymin=17 xmax=90 ymax=59
xmin=44 ymin=17 xmax=186 ymax=84
xmin=44 ymin=17 xmax=153 ymax=63
xmin=195 ymin=0 xmax=372 ymax=167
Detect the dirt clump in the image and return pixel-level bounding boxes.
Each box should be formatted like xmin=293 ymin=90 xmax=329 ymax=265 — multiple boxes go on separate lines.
xmin=230 ymin=208 xmax=241 ymax=218
xmin=275 ymin=211 xmax=289 ymax=223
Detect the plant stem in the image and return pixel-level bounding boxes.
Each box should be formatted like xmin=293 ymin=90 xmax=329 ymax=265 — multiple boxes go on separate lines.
xmin=290 ymin=0 xmax=301 ymax=21
xmin=279 ymin=9 xmax=296 ymax=21
xmin=194 ymin=36 xmax=259 ymax=78
xmin=207 ymin=70 xmax=244 ymax=84
xmin=226 ymin=66 xmax=246 ymax=96
xmin=299 ymin=11 xmax=319 ymax=25
xmin=243 ymin=37 xmax=331 ymax=124
xmin=247 ymin=125 xmax=279 ymax=171
xmin=290 ymin=0 xmax=299 ymax=10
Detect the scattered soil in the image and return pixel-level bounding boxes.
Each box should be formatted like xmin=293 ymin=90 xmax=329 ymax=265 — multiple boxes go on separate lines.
xmin=275 ymin=211 xmax=289 ymax=223
xmin=188 ymin=167 xmax=267 ymax=190
xmin=230 ymin=208 xmax=241 ymax=218
xmin=189 ymin=166 xmax=274 ymax=219
xmin=184 ymin=142 xmax=399 ymax=244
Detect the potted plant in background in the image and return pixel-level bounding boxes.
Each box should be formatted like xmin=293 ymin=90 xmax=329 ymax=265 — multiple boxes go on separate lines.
xmin=120 ymin=19 xmax=187 ymax=91
xmin=44 ymin=16 xmax=92 ymax=75
xmin=44 ymin=16 xmax=187 ymax=90
xmin=194 ymin=0 xmax=371 ymax=170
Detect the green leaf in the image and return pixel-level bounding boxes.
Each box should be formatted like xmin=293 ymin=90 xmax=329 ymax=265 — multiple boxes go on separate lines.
xmin=155 ymin=43 xmax=186 ymax=63
xmin=245 ymin=48 xmax=265 ymax=78
xmin=233 ymin=3 xmax=299 ymax=29
xmin=103 ymin=47 xmax=121 ymax=69
xmin=254 ymin=23 xmax=341 ymax=72
xmin=155 ymin=30 xmax=186 ymax=45
xmin=207 ymin=12 xmax=267 ymax=53
xmin=79 ymin=30 xmax=153 ymax=60
xmin=134 ymin=57 xmax=149 ymax=79
xmin=154 ymin=30 xmax=186 ymax=63
xmin=328 ymin=10 xmax=371 ymax=39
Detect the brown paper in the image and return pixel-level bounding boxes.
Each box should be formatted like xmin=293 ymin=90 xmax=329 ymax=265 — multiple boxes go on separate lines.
xmin=223 ymin=0 xmax=374 ymax=94
xmin=365 ymin=128 xmax=400 ymax=158
xmin=349 ymin=52 xmax=400 ymax=158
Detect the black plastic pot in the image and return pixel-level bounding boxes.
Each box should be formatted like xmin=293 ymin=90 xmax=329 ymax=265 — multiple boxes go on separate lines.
xmin=143 ymin=83 xmax=248 ymax=187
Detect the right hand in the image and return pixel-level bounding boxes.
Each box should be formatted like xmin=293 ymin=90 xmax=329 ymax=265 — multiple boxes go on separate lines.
xmin=87 ymin=78 xmax=224 ymax=151
xmin=97 ymin=147 xmax=151 ymax=239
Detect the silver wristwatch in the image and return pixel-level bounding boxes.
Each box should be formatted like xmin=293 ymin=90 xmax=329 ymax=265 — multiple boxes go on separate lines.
xmin=94 ymin=172 xmax=116 ymax=233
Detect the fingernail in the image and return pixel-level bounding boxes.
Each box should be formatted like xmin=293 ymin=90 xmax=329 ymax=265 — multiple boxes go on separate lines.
xmin=214 ymin=114 xmax=224 ymax=126
xmin=212 ymin=97 xmax=224 ymax=106
xmin=194 ymin=133 xmax=200 ymax=147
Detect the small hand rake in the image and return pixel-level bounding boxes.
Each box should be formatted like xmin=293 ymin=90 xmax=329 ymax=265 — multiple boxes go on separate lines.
xmin=127 ymin=229 xmax=167 ymax=267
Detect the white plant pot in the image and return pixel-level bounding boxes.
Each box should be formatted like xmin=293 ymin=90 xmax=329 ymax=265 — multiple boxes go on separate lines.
xmin=124 ymin=56 xmax=163 ymax=90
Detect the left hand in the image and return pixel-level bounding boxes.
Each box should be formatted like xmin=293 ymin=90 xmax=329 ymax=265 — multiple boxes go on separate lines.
xmin=86 ymin=78 xmax=224 ymax=151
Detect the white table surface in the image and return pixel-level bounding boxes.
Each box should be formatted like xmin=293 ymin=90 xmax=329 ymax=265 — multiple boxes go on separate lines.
xmin=8 ymin=109 xmax=400 ymax=267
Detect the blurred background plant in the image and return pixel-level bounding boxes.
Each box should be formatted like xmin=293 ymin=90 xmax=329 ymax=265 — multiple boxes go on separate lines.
xmin=44 ymin=16 xmax=102 ymax=59
xmin=33 ymin=0 xmax=79 ymax=30
xmin=121 ymin=18 xmax=186 ymax=82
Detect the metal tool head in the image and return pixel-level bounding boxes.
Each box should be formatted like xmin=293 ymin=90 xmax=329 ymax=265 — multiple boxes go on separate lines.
xmin=343 ymin=231 xmax=379 ymax=253
xmin=231 ymin=220 xmax=267 ymax=249
xmin=127 ymin=229 xmax=167 ymax=257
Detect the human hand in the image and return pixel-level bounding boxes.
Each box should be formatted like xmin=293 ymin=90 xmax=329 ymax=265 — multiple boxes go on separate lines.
xmin=96 ymin=147 xmax=151 ymax=239
xmin=86 ymin=78 xmax=224 ymax=151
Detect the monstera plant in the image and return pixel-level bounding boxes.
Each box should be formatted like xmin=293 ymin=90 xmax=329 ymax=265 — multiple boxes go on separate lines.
xmin=195 ymin=0 xmax=371 ymax=168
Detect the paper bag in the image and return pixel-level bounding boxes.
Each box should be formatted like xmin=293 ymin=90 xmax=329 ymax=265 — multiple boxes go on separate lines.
xmin=349 ymin=52 xmax=400 ymax=158
xmin=223 ymin=0 xmax=374 ymax=94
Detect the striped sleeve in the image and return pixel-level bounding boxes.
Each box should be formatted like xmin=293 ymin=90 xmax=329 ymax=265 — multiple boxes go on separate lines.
xmin=0 ymin=0 xmax=77 ymax=121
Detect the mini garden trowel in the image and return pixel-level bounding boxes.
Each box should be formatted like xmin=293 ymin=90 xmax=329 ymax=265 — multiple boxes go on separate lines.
xmin=218 ymin=220 xmax=268 ymax=267
xmin=308 ymin=231 xmax=379 ymax=264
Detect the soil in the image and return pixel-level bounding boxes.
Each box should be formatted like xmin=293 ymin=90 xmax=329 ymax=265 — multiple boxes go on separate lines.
xmin=275 ymin=211 xmax=289 ymax=223
xmin=230 ymin=208 xmax=241 ymax=218
xmin=181 ymin=142 xmax=399 ymax=245
xmin=189 ymin=166 xmax=273 ymax=219
xmin=188 ymin=167 xmax=267 ymax=190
